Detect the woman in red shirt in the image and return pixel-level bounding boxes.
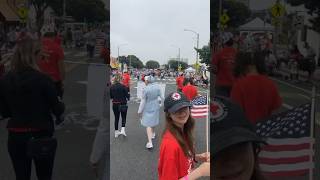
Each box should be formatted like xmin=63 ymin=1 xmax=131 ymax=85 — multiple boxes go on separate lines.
xmin=158 ymin=92 xmax=210 ymax=180
xmin=231 ymin=51 xmax=282 ymax=124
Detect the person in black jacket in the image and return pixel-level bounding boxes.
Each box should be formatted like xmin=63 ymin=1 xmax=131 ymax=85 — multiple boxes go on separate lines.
xmin=0 ymin=35 xmax=64 ymax=180
xmin=110 ymin=73 xmax=130 ymax=138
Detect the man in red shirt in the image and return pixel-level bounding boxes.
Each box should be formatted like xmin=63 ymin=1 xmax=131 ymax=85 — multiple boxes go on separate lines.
xmin=182 ymin=78 xmax=198 ymax=101
xmin=176 ymin=73 xmax=184 ymax=92
xmin=212 ymin=32 xmax=237 ymax=97
xmin=121 ymin=71 xmax=131 ymax=91
xmin=38 ymin=32 xmax=65 ymax=98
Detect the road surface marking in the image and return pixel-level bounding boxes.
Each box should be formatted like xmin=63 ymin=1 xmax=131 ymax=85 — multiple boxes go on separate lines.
xmin=282 ymin=103 xmax=293 ymax=109
xmin=272 ymin=78 xmax=320 ymax=97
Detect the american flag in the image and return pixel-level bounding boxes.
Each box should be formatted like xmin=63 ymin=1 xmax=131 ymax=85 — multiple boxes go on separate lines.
xmin=191 ymin=96 xmax=208 ymax=119
xmin=256 ymin=103 xmax=314 ymax=177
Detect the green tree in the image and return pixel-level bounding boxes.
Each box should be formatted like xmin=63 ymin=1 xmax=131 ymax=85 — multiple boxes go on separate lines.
xmin=127 ymin=55 xmax=144 ymax=69
xmin=211 ymin=0 xmax=251 ymax=31
xmin=168 ymin=60 xmax=188 ymax=71
xmin=195 ymin=45 xmax=211 ymax=66
xmin=145 ymin=60 xmax=160 ymax=69
xmin=286 ymin=0 xmax=320 ymax=33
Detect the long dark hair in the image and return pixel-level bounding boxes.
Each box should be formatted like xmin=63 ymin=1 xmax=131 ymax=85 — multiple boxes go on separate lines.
xmin=233 ymin=51 xmax=267 ymax=78
xmin=163 ymin=110 xmax=195 ymax=158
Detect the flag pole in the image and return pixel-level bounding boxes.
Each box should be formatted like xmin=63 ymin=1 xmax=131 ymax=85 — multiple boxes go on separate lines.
xmin=206 ymin=90 xmax=209 ymax=154
xmin=309 ymin=84 xmax=316 ymax=180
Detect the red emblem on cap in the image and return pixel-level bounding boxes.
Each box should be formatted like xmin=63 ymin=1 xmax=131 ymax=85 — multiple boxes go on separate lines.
xmin=172 ymin=93 xmax=181 ymax=101
xmin=211 ymin=98 xmax=227 ymax=122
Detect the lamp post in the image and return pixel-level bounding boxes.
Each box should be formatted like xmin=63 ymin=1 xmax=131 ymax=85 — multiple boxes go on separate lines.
xmin=117 ymin=43 xmax=128 ymax=72
xmin=184 ymin=29 xmax=200 ymax=72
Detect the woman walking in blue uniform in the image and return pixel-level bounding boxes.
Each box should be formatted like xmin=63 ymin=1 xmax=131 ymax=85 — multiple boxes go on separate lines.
xmin=138 ymin=76 xmax=164 ymax=149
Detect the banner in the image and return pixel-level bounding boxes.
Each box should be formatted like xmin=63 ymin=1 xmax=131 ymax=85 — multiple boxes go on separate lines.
xmin=87 ymin=64 xmax=108 ymax=118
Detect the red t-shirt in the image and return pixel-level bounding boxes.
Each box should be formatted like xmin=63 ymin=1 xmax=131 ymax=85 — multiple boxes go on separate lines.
xmin=182 ymin=84 xmax=198 ymax=101
xmin=158 ymin=131 xmax=194 ymax=180
xmin=212 ymin=47 xmax=237 ymax=87
xmin=122 ymin=73 xmax=130 ymax=88
xmin=38 ymin=38 xmax=64 ymax=82
xmin=230 ymin=74 xmax=282 ymax=124
xmin=176 ymin=76 xmax=184 ymax=90
xmin=54 ymin=35 xmax=62 ymax=46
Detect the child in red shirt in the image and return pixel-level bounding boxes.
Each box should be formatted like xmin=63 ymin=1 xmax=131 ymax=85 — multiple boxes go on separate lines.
xmin=158 ymin=92 xmax=210 ymax=180
xmin=231 ymin=51 xmax=282 ymax=124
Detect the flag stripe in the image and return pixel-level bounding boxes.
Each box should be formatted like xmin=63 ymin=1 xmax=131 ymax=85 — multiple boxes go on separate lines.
xmin=262 ymin=169 xmax=310 ymax=177
xmin=261 ymin=143 xmax=311 ymax=151
xmin=192 ymin=115 xmax=206 ymax=118
xmin=192 ymin=105 xmax=208 ymax=108
xmin=259 ymin=155 xmax=310 ymax=165
xmin=191 ymin=109 xmax=208 ymax=113
xmin=260 ymin=162 xmax=313 ymax=172
xmin=259 ymin=149 xmax=313 ymax=158
xmin=266 ymin=137 xmax=314 ymax=145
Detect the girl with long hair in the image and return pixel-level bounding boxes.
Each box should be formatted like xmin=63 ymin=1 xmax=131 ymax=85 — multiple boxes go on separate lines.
xmin=158 ymin=92 xmax=210 ymax=180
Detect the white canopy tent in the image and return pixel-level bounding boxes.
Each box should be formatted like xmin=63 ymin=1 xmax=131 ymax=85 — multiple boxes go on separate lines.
xmin=239 ymin=17 xmax=275 ymax=32
xmin=185 ymin=67 xmax=196 ymax=73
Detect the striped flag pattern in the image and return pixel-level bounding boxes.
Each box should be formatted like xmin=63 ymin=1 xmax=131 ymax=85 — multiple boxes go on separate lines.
xmin=255 ymin=103 xmax=314 ymax=177
xmin=191 ymin=96 xmax=208 ymax=119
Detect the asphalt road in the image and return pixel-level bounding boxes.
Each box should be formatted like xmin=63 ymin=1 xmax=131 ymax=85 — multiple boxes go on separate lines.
xmin=110 ymin=78 xmax=210 ymax=180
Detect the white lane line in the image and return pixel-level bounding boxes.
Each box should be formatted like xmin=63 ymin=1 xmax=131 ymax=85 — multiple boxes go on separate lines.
xmin=271 ymin=78 xmax=320 ymax=97
xmin=297 ymin=93 xmax=310 ymax=99
xmin=282 ymin=103 xmax=293 ymax=109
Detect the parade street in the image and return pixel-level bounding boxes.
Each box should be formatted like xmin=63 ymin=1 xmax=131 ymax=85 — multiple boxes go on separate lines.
xmin=110 ymin=77 xmax=210 ymax=180
xmin=0 ymin=48 xmax=102 ymax=180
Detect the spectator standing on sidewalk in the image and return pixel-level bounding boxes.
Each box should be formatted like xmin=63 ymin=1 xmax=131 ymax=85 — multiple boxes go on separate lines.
xmin=231 ymin=51 xmax=282 ymax=124
xmin=38 ymin=32 xmax=65 ymax=99
xmin=0 ymin=35 xmax=65 ymax=180
xmin=212 ymin=32 xmax=238 ymax=97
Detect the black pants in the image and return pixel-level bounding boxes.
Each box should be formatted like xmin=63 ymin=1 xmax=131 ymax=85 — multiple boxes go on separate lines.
xmin=87 ymin=45 xmax=95 ymax=58
xmin=7 ymin=131 xmax=55 ymax=180
xmin=54 ymin=81 xmax=64 ymax=99
xmin=112 ymin=104 xmax=127 ymax=130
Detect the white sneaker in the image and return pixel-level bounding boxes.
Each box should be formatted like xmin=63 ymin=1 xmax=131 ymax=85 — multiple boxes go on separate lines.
xmin=146 ymin=142 xmax=153 ymax=149
xmin=152 ymin=132 xmax=156 ymax=139
xmin=115 ymin=130 xmax=120 ymax=138
xmin=120 ymin=127 xmax=126 ymax=136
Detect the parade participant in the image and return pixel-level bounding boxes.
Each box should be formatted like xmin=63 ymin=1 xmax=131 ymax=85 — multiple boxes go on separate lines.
xmin=122 ymin=70 xmax=131 ymax=91
xmin=138 ymin=76 xmax=163 ymax=149
xmin=158 ymin=92 xmax=210 ymax=179
xmin=110 ymin=73 xmax=130 ymax=137
xmin=182 ymin=78 xmax=198 ymax=101
xmin=65 ymin=28 xmax=73 ymax=48
xmin=302 ymin=42 xmax=316 ymax=82
xmin=288 ymin=45 xmax=303 ymax=81
xmin=231 ymin=51 xmax=282 ymax=124
xmin=84 ymin=28 xmax=97 ymax=59
xmin=176 ymin=72 xmax=184 ymax=92
xmin=212 ymin=96 xmax=266 ymax=180
xmin=0 ymin=36 xmax=65 ymax=180
xmin=54 ymin=31 xmax=63 ymax=46
xmin=100 ymin=39 xmax=110 ymax=65
xmin=212 ymin=32 xmax=238 ymax=97
xmin=38 ymin=31 xmax=65 ymax=98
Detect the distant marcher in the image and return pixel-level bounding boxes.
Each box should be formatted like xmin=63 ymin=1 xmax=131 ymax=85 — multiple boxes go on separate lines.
xmin=176 ymin=73 xmax=184 ymax=92
xmin=65 ymin=28 xmax=73 ymax=48
xmin=121 ymin=70 xmax=131 ymax=91
xmin=138 ymin=76 xmax=163 ymax=149
xmin=38 ymin=32 xmax=65 ymax=98
xmin=158 ymin=92 xmax=210 ymax=179
xmin=110 ymin=74 xmax=130 ymax=137
xmin=182 ymin=78 xmax=198 ymax=101
xmin=212 ymin=32 xmax=238 ymax=97
xmin=84 ymin=28 xmax=97 ymax=58
xmin=0 ymin=36 xmax=65 ymax=180
xmin=231 ymin=51 xmax=282 ymax=124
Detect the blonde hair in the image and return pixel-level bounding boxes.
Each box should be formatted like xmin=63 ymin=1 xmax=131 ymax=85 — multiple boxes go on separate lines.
xmin=11 ymin=36 xmax=41 ymax=72
xmin=113 ymin=73 xmax=122 ymax=83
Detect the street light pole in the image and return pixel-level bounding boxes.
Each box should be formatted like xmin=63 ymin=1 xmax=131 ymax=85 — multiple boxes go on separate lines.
xmin=117 ymin=43 xmax=128 ymax=72
xmin=184 ymin=29 xmax=200 ymax=72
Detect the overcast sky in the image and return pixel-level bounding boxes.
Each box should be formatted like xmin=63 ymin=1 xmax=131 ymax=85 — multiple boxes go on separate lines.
xmin=110 ymin=0 xmax=210 ymax=65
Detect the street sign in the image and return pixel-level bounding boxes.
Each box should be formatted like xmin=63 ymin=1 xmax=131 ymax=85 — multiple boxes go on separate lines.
xmin=271 ymin=2 xmax=285 ymax=17
xmin=220 ymin=11 xmax=230 ymax=25
xmin=293 ymin=15 xmax=304 ymax=29
xmin=17 ymin=7 xmax=28 ymax=19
